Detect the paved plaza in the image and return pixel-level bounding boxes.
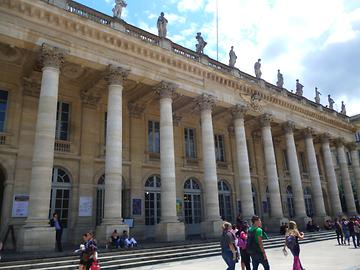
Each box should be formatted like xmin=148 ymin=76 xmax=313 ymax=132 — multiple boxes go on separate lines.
xmin=136 ymin=240 xmax=360 ymax=270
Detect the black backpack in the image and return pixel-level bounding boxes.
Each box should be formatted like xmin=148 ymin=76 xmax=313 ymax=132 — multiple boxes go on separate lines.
xmin=246 ymin=228 xmax=259 ymax=255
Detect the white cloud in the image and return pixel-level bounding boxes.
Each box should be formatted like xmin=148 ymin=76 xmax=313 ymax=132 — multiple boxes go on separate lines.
xmin=177 ymin=0 xmax=204 ymax=12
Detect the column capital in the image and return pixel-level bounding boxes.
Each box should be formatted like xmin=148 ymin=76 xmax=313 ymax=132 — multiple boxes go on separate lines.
xmin=335 ymin=138 xmax=345 ymax=147
xmin=105 ymin=65 xmax=130 ymax=85
xmin=40 ymin=43 xmax=65 ymax=69
xmin=196 ymin=93 xmax=216 ymax=111
xmin=154 ymin=81 xmax=177 ymax=99
xmin=347 ymin=142 xmax=357 ymax=151
xmin=282 ymin=121 xmax=295 ymax=134
xmin=231 ymin=104 xmax=248 ymax=120
xmin=260 ymin=113 xmax=272 ymax=127
xmin=320 ymin=132 xmax=331 ymax=144
xmin=228 ymin=126 xmax=235 ymax=137
xmin=303 ymin=127 xmax=314 ymax=139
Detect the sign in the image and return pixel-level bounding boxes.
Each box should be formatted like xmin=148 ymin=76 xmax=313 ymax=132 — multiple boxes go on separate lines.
xmin=176 ymin=199 xmax=183 ymax=216
xmin=123 ymin=218 xmax=134 ymax=228
xmin=79 ymin=196 xmax=93 ymax=217
xmin=12 ymin=194 xmax=29 ymax=217
xmin=132 ymin=198 xmax=141 ymax=216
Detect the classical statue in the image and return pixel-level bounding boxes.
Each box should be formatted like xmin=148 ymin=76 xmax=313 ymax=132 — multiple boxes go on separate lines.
xmin=328 ymin=94 xmax=335 ymax=110
xmin=195 ymin=32 xmax=207 ymax=54
xmin=113 ymin=0 xmax=127 ymax=20
xmin=341 ymin=101 xmax=346 ymax=115
xmin=254 ymin=59 xmax=262 ymax=79
xmin=157 ymin=12 xmax=168 ymax=38
xmin=276 ymin=69 xmax=284 ymax=88
xmin=314 ymin=87 xmax=321 ymax=104
xmin=229 ymin=46 xmax=237 ymax=68
xmin=295 ymin=79 xmax=303 ymax=96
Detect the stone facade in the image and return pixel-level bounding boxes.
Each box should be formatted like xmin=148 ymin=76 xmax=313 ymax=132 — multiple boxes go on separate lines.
xmin=0 ymin=0 xmax=359 ymax=250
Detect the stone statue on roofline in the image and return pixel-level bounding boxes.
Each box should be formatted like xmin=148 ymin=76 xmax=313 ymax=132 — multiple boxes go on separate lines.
xmin=328 ymin=94 xmax=335 ymax=110
xmin=157 ymin=12 xmax=168 ymax=38
xmin=229 ymin=46 xmax=237 ymax=68
xmin=276 ymin=69 xmax=284 ymax=88
xmin=295 ymin=79 xmax=303 ymax=96
xmin=314 ymin=87 xmax=321 ymax=104
xmin=254 ymin=59 xmax=262 ymax=79
xmin=341 ymin=101 xmax=346 ymax=115
xmin=113 ymin=0 xmax=127 ymax=20
xmin=195 ymin=32 xmax=207 ymax=54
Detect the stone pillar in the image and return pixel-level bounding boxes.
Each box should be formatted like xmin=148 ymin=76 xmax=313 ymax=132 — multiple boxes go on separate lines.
xmin=96 ymin=65 xmax=129 ymax=242
xmin=348 ymin=142 xmax=360 ymax=213
xmin=321 ymin=133 xmax=342 ymax=216
xmin=283 ymin=121 xmax=307 ymax=221
xmin=231 ymin=105 xmax=254 ymax=220
xmin=336 ymin=139 xmax=357 ymax=215
xmin=197 ymin=94 xmax=222 ymax=238
xmin=303 ymin=128 xmax=327 ymax=219
xmin=154 ymin=81 xmax=185 ymax=241
xmin=260 ymin=114 xmax=286 ymax=226
xmin=18 ymin=44 xmax=65 ymax=251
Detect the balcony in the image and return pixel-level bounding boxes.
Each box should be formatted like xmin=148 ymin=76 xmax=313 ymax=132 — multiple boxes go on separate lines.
xmin=54 ymin=140 xmax=71 ymax=153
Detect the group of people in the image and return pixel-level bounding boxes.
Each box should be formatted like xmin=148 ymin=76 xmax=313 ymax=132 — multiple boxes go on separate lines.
xmin=109 ymin=229 xmax=138 ymax=249
xmin=334 ymin=216 xmax=360 ymax=248
xmin=221 ymin=216 xmax=306 ymax=270
xmin=75 ymin=232 xmax=99 ymax=270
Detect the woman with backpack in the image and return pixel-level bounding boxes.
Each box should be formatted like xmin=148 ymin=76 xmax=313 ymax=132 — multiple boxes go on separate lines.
xmin=284 ymin=221 xmax=305 ymax=270
xmin=237 ymin=223 xmax=251 ymax=270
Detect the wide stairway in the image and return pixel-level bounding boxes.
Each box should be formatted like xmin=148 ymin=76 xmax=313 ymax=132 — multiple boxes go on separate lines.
xmin=0 ymin=231 xmax=336 ymax=270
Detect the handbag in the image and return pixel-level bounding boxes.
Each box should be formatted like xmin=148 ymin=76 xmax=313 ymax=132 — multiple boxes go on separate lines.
xmin=90 ymin=260 xmax=101 ymax=270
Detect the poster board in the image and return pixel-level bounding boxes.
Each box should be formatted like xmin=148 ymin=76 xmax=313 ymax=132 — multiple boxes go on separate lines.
xmin=79 ymin=196 xmax=93 ymax=217
xmin=11 ymin=194 xmax=29 ymax=217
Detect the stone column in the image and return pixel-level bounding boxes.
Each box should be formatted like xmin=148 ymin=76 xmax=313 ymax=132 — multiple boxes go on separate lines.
xmin=96 ymin=65 xmax=129 ymax=242
xmin=260 ymin=114 xmax=285 ymax=226
xmin=231 ymin=105 xmax=254 ymax=220
xmin=19 ymin=44 xmax=65 ymax=251
xmin=336 ymin=139 xmax=357 ymax=215
xmin=198 ymin=94 xmax=222 ymax=238
xmin=348 ymin=142 xmax=360 ymax=213
xmin=155 ymin=81 xmax=185 ymax=241
xmin=283 ymin=121 xmax=307 ymax=220
xmin=321 ymin=133 xmax=343 ymax=216
xmin=303 ymin=128 xmax=327 ymax=219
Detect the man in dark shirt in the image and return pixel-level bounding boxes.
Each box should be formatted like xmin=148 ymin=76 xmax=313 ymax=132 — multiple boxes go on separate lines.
xmin=348 ymin=218 xmax=357 ymax=248
xmin=49 ymin=213 xmax=63 ymax=252
xmin=220 ymin=221 xmax=237 ymax=270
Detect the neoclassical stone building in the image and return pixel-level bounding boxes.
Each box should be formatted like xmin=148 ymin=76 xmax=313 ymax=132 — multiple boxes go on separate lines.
xmin=0 ymin=0 xmax=359 ymax=251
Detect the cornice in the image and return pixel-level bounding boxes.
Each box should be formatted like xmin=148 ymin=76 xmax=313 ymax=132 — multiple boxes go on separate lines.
xmin=0 ymin=0 xmax=355 ymax=133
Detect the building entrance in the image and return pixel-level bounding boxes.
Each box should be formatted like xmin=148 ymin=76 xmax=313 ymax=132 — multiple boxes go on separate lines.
xmin=184 ymin=178 xmax=202 ymax=236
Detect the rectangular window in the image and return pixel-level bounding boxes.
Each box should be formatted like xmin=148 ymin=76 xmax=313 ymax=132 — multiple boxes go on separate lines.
xmin=148 ymin=120 xmax=160 ymax=153
xmin=299 ymin=152 xmax=307 ymax=173
xmin=0 ymin=90 xmax=9 ymax=132
xmin=56 ymin=101 xmax=70 ymax=141
xmin=214 ymin=134 xmax=225 ymax=162
xmin=355 ymin=132 xmax=360 ymax=143
xmin=283 ymin=150 xmax=289 ymax=171
xmin=184 ymin=128 xmax=196 ymax=159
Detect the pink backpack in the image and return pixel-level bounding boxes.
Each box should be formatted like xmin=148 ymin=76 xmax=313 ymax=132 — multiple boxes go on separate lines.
xmin=238 ymin=232 xmax=247 ymax=249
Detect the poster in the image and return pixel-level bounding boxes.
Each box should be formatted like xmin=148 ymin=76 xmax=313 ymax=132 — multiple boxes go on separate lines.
xmin=132 ymin=198 xmax=141 ymax=215
xmin=12 ymin=194 xmax=29 ymax=217
xmin=79 ymin=196 xmax=93 ymax=217
xmin=176 ymin=199 xmax=183 ymax=216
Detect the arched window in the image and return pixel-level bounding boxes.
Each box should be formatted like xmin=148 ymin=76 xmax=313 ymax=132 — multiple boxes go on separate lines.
xmin=144 ymin=175 xmax=161 ymax=226
xmin=49 ymin=167 xmax=71 ymax=228
xmin=218 ymin=180 xmax=232 ymax=222
xmin=184 ymin=178 xmax=202 ymax=235
xmin=252 ymin=185 xmax=258 ymax=215
xmin=304 ymin=187 xmax=313 ymax=217
xmin=286 ymin=186 xmax=295 ymax=218
xmin=96 ymin=175 xmax=105 ymax=226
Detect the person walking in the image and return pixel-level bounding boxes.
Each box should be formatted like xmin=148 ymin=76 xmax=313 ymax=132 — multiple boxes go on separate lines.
xmin=284 ymin=221 xmax=305 ymax=270
xmin=237 ymin=223 xmax=251 ymax=270
xmin=341 ymin=218 xmax=350 ymax=245
xmin=220 ymin=222 xmax=238 ymax=270
xmin=348 ymin=218 xmax=358 ymax=248
xmin=354 ymin=218 xmax=360 ymax=247
xmin=334 ymin=219 xmax=344 ymax=245
xmin=49 ymin=213 xmax=63 ymax=252
xmin=247 ymin=215 xmax=270 ymax=270
xmin=83 ymin=232 xmax=99 ymax=270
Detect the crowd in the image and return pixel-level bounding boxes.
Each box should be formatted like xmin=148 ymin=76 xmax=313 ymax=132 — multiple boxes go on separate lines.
xmin=334 ymin=216 xmax=360 ymax=248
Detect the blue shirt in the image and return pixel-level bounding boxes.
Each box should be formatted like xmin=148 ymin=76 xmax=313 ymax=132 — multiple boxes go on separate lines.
xmin=54 ymin=219 xmax=61 ymax=230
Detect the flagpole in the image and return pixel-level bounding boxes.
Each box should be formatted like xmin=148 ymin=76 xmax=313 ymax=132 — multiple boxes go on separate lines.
xmin=216 ymin=0 xmax=219 ymax=61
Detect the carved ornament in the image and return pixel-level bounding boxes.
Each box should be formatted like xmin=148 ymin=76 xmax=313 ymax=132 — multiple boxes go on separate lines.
xmin=282 ymin=121 xmax=295 ymax=134
xmin=231 ymin=104 xmax=248 ymax=120
xmin=154 ymin=81 xmax=177 ymax=99
xmin=40 ymin=43 xmax=65 ymax=69
xmin=260 ymin=113 xmax=272 ymax=128
xmin=105 ymin=65 xmax=130 ymax=85
xmin=196 ymin=93 xmax=216 ymax=111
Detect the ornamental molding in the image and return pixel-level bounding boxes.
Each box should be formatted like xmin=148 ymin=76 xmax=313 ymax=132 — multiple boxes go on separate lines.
xmin=105 ymin=65 xmax=130 ymax=85
xmin=40 ymin=43 xmax=65 ymax=69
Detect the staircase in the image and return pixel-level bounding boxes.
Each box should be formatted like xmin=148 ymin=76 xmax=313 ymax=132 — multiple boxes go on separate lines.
xmin=0 ymin=231 xmax=336 ymax=270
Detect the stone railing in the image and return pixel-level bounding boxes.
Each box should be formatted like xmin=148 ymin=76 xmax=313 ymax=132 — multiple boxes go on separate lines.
xmin=66 ymin=1 xmax=112 ymax=25
xmin=0 ymin=133 xmax=10 ymax=145
xmin=125 ymin=24 xmax=160 ymax=45
xmin=54 ymin=140 xmax=71 ymax=153
xmin=172 ymin=44 xmax=199 ymax=61
xmin=208 ymin=59 xmax=232 ymax=73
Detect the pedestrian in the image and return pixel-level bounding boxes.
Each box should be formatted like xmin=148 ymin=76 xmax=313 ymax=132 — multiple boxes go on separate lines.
xmin=236 ymin=215 xmax=244 ymax=232
xmin=83 ymin=232 xmax=99 ymax=270
xmin=237 ymin=223 xmax=251 ymax=270
xmin=49 ymin=213 xmax=63 ymax=252
xmin=220 ymin=221 xmax=238 ymax=270
xmin=75 ymin=233 xmax=87 ymax=270
xmin=334 ymin=218 xmax=344 ymax=245
xmin=284 ymin=221 xmax=305 ymax=270
xmin=247 ymin=215 xmax=270 ymax=270
xmin=341 ymin=218 xmax=350 ymax=245
xmin=110 ymin=229 xmax=120 ymax=248
xmin=354 ymin=218 xmax=360 ymax=247
xmin=348 ymin=218 xmax=357 ymax=248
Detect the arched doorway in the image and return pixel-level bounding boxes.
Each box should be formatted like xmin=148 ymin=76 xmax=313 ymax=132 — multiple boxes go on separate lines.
xmin=144 ymin=175 xmax=161 ymax=226
xmin=304 ymin=187 xmax=314 ymax=217
xmin=49 ymin=167 xmax=71 ymax=240
xmin=218 ymin=180 xmax=232 ymax=222
xmin=184 ymin=178 xmax=202 ymax=236
xmin=286 ymin=185 xmax=295 ymax=218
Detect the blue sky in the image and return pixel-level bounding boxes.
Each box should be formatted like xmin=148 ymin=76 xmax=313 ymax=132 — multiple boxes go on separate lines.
xmin=76 ymin=0 xmax=360 ymax=116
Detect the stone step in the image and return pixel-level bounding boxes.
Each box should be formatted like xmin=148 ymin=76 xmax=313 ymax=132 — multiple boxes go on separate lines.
xmin=0 ymin=231 xmax=336 ymax=270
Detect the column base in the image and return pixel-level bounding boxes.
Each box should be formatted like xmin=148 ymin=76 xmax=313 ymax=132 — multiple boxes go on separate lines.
xmin=96 ymin=223 xmax=129 ymax=245
xmin=200 ymin=220 xmax=223 ymax=239
xmin=155 ymin=222 xmax=185 ymax=242
xmin=18 ymin=226 xmax=55 ymax=251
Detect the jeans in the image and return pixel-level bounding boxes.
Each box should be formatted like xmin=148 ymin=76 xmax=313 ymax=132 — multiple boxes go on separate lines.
xmin=251 ymin=253 xmax=270 ymax=270
xmin=350 ymin=234 xmax=357 ymax=248
xmin=222 ymin=250 xmax=236 ymax=270
xmin=55 ymin=229 xmax=63 ymax=252
xmin=336 ymin=231 xmax=343 ymax=245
